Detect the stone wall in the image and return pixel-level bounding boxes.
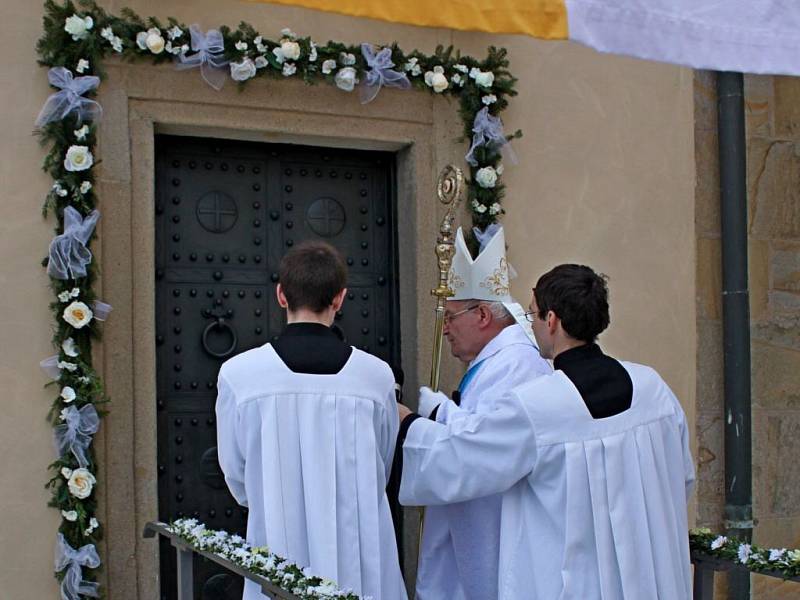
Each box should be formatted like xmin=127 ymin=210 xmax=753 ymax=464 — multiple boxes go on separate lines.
xmin=694 ymin=72 xmax=800 ymax=598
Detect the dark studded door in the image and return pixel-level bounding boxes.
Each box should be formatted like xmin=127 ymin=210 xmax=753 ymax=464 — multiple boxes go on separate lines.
xmin=155 ymin=135 xmax=400 ymax=599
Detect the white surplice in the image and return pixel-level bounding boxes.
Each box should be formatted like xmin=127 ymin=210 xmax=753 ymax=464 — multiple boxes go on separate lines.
xmin=216 ymin=344 xmax=407 ymax=600
xmin=417 ymin=324 xmax=552 ymax=600
xmin=401 ymin=361 xmax=695 ymax=600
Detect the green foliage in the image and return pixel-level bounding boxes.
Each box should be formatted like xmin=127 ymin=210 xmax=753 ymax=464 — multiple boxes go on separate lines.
xmin=36 ymin=1 xmax=523 ymax=595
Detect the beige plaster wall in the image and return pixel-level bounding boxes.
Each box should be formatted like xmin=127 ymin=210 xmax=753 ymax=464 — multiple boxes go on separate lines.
xmin=0 ymin=1 xmax=695 ymax=599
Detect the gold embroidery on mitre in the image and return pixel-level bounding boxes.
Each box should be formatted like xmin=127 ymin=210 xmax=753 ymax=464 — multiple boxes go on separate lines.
xmin=479 ymin=257 xmax=510 ymax=296
xmin=448 ymin=268 xmax=465 ymax=290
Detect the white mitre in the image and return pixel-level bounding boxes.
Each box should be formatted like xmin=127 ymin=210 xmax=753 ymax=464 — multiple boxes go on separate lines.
xmin=447 ymin=225 xmax=537 ymax=346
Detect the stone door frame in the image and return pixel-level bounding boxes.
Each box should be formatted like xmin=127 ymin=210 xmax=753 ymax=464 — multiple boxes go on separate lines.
xmin=94 ymin=60 xmax=465 ymax=599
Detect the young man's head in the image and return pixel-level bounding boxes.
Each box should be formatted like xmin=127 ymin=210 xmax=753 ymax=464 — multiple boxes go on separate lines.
xmin=529 ymin=264 xmax=610 ymax=359
xmin=443 ymin=299 xmax=516 ymax=363
xmin=276 ymin=241 xmax=347 ymax=323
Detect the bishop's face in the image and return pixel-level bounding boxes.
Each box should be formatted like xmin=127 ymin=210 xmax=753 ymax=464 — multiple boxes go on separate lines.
xmin=443 ymin=299 xmax=484 ymax=362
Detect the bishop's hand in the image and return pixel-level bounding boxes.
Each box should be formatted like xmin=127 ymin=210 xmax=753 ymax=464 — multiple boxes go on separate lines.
xmin=418 ymin=386 xmax=450 ymax=418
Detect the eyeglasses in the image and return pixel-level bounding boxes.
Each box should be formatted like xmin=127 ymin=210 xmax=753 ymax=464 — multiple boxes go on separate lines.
xmin=523 ymin=310 xmax=541 ymax=323
xmin=443 ymin=304 xmax=481 ymax=324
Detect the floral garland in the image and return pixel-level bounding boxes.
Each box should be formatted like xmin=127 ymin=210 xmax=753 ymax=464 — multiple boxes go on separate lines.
xmin=36 ymin=0 xmax=521 ymax=596
xmin=690 ymin=529 xmax=800 ymax=579
xmin=169 ymin=519 xmax=360 ymax=599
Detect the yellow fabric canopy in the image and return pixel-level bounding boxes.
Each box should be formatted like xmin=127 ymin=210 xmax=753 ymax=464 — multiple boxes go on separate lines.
xmin=250 ymin=0 xmax=568 ymax=39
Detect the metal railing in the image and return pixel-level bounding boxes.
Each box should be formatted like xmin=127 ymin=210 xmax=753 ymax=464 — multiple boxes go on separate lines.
xmin=146 ymin=522 xmax=800 ymax=600
xmin=144 ymin=521 xmax=302 ymax=600
xmin=692 ymin=551 xmax=800 ymax=598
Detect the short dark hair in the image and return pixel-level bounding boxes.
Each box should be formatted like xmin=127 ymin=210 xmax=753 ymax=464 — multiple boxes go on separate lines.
xmin=534 ymin=264 xmax=610 ymax=342
xmin=278 ymin=241 xmax=347 ymax=313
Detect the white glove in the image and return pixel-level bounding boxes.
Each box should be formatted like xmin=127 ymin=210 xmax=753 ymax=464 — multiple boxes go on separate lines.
xmin=418 ymin=386 xmax=450 ymax=419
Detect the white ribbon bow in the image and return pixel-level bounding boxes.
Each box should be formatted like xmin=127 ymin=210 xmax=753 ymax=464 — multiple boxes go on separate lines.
xmin=47 ymin=207 xmax=100 ymax=280
xmin=54 ymin=534 xmax=101 ymax=600
xmin=35 ymin=67 xmax=101 ymax=128
xmin=176 ymin=25 xmax=230 ymax=90
xmin=54 ymin=404 xmax=100 ymax=468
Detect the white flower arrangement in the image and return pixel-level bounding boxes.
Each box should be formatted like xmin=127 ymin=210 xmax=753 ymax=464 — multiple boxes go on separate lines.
xmin=334 ymin=67 xmax=358 ymax=92
xmin=64 ymin=15 xmax=93 ymax=41
xmin=169 ymin=519 xmax=361 ymax=599
xmin=64 ymin=145 xmax=93 ymax=172
xmin=403 ymin=57 xmax=422 ymax=76
xmin=321 ymin=59 xmax=337 ymax=75
xmin=282 ymin=62 xmax=297 ymax=77
xmin=74 ymin=125 xmax=89 ymax=141
xmin=62 ymin=337 xmax=79 ymax=357
xmin=475 ymin=166 xmax=498 ymax=188
xmin=424 ymin=66 xmax=448 ymax=93
xmin=52 ymin=182 xmax=68 ymax=197
xmin=136 ymin=28 xmax=166 ymax=54
xmin=63 ymin=301 xmax=93 ymax=329
xmin=67 ymin=468 xmax=96 ymax=499
xmin=690 ymin=528 xmax=800 ymax=578
xmin=60 ymin=386 xmax=77 ymax=403
xmin=230 ymin=58 xmax=257 ymax=81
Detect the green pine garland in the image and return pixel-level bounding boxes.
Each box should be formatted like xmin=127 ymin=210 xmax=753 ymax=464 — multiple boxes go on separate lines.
xmin=37 ymin=0 xmax=521 ymax=595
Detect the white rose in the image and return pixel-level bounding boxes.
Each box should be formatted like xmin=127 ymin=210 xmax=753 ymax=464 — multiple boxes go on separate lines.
xmin=254 ymin=56 xmax=268 ymax=69
xmin=321 ymin=59 xmax=336 ymax=75
xmin=469 ymin=66 xmax=480 ymax=79
xmin=167 ymin=26 xmax=183 ymax=40
xmin=474 ymin=70 xmax=495 ymax=88
xmin=52 ymin=182 xmax=68 ymax=197
xmin=309 ymin=42 xmax=318 ymax=62
xmin=475 ymin=203 xmax=487 ymax=214
xmin=79 ymin=181 xmax=92 ymax=194
xmin=280 ymin=40 xmax=301 ymax=61
xmin=424 ymin=66 xmax=448 ymax=92
xmin=136 ymin=31 xmax=149 ymax=50
xmin=272 ymin=46 xmax=285 ymax=64
xmin=62 ymin=510 xmax=78 ymax=522
xmin=281 ymin=28 xmax=296 ymax=39
xmin=61 ymin=467 xmax=73 ymax=479
xmin=146 ymin=30 xmax=166 ymax=54
xmin=64 ymin=145 xmax=93 ymax=172
xmin=63 ymin=301 xmax=93 ymax=329
xmin=65 ymin=15 xmax=93 ymax=41
xmin=60 ymin=386 xmax=77 ymax=403
xmin=71 ymin=287 xmax=81 ymax=298
xmin=100 ymin=27 xmax=114 ymax=41
xmin=58 ymin=291 xmax=71 ymax=303
xmin=482 ymin=94 xmax=497 ymax=105
xmin=234 ymin=40 xmax=248 ymax=51
xmin=230 ymin=58 xmax=257 ymax=81
xmin=62 ymin=337 xmax=79 ymax=357
xmin=475 ymin=166 xmax=498 ymax=188
xmin=489 ymin=202 xmax=502 ymax=215
xmin=339 ymin=52 xmax=356 ymax=66
xmin=454 ymin=64 xmax=468 ymax=73
xmin=334 ymin=67 xmax=358 ymax=92
xmin=67 ymin=468 xmax=96 ymax=499
xmin=282 ymin=62 xmax=297 ymax=77
xmin=76 ymin=59 xmax=89 ymax=74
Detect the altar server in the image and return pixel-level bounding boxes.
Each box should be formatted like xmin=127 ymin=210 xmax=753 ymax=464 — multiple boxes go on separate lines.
xmin=217 ymin=241 xmax=406 ymax=600
xmin=400 ymin=264 xmax=695 ymax=600
xmin=414 ymin=225 xmax=551 ymax=600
